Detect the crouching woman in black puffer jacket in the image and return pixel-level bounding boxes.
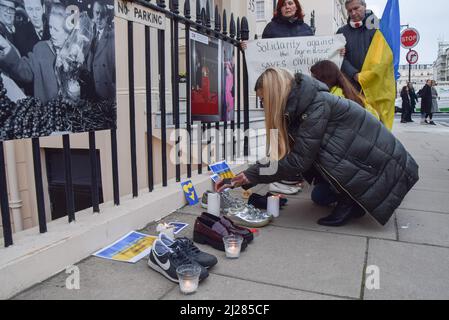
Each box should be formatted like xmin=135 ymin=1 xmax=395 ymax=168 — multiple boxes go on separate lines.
xmin=216 ymin=68 xmax=419 ymax=227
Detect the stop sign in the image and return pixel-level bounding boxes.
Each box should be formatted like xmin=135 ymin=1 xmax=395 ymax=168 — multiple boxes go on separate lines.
xmin=401 ymin=28 xmax=420 ymax=49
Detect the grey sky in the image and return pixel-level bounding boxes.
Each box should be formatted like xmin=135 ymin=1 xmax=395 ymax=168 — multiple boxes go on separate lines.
xmin=367 ymin=0 xmax=449 ymax=65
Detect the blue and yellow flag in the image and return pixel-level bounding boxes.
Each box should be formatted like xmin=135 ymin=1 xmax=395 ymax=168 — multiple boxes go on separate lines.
xmin=359 ymin=0 xmax=400 ymax=130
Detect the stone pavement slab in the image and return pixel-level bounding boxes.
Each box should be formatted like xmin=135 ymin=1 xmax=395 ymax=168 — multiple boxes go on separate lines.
xmin=191 ymin=225 xmax=367 ymax=299
xmin=365 ymin=239 xmax=449 ymax=300
xmin=397 ymin=209 xmax=449 ymax=248
xmin=413 ymin=176 xmax=449 ymax=193
xmin=399 ymin=189 xmax=449 ymax=214
xmin=270 ymin=197 xmax=397 ymax=240
xmin=162 ymin=274 xmax=345 ymax=300
xmin=13 ymin=256 xmax=176 ymax=300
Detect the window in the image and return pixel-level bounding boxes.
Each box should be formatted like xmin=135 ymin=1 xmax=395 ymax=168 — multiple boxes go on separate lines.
xmin=256 ymin=0 xmax=265 ymax=21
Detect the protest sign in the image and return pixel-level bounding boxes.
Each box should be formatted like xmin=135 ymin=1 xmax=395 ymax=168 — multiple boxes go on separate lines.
xmin=245 ymin=35 xmax=346 ymax=91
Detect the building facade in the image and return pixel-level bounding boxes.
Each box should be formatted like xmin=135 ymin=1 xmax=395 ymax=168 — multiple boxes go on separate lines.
xmin=433 ymin=41 xmax=449 ymax=83
xmin=397 ymin=64 xmax=434 ymax=91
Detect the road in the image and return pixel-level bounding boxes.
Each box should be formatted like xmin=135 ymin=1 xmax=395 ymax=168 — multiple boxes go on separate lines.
xmin=396 ymin=113 xmax=449 ymax=126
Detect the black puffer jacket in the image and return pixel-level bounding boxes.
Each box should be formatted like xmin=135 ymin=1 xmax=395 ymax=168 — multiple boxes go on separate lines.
xmin=337 ymin=11 xmax=377 ymax=89
xmin=262 ymin=16 xmax=314 ymax=39
xmin=244 ymin=74 xmax=419 ymax=226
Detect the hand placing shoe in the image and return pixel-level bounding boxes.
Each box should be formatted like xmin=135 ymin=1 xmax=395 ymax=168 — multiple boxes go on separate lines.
xmin=215 ymin=173 xmax=250 ymax=192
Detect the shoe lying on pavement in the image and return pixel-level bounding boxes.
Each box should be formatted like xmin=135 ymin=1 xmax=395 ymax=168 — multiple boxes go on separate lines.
xmin=220 ymin=191 xmax=272 ymax=228
xmin=148 ymin=239 xmax=209 ymax=283
xmin=159 ymin=233 xmax=218 ymax=269
xmin=200 ymin=212 xmax=254 ymax=243
xmin=266 ymin=192 xmax=288 ymax=206
xmin=194 ymin=216 xmax=249 ymax=252
xmin=269 ymin=182 xmax=302 ymax=195
xmin=248 ymin=193 xmax=288 ymax=210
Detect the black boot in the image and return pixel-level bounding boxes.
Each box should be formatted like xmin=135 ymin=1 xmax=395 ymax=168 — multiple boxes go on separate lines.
xmin=317 ymin=196 xmax=360 ymax=227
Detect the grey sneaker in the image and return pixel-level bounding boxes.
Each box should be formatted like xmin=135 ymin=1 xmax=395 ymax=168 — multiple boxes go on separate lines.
xmin=221 ymin=191 xmax=272 ymax=228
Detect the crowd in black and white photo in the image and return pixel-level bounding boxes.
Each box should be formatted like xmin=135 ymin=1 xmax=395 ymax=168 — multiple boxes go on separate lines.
xmin=0 ymin=0 xmax=116 ymax=140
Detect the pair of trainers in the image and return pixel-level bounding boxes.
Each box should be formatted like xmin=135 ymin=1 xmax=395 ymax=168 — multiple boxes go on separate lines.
xmin=201 ymin=190 xmax=272 ymax=228
xmin=220 ymin=191 xmax=272 ymax=228
xmin=148 ymin=233 xmax=217 ymax=283
xmin=269 ymin=182 xmax=302 ymax=195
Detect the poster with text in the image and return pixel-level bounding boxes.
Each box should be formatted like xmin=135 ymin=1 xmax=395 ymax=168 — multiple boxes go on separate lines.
xmin=245 ymin=34 xmax=346 ymax=92
xmin=0 ymin=0 xmax=116 ymax=141
xmin=190 ymin=31 xmax=221 ymax=122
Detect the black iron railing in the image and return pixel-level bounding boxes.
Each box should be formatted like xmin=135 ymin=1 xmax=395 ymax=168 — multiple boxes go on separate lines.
xmin=0 ymin=0 xmax=250 ymax=248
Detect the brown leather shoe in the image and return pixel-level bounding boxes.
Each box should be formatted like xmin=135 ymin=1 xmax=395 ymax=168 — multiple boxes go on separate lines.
xmin=193 ymin=216 xmax=248 ymax=252
xmin=200 ymin=212 xmax=254 ymax=243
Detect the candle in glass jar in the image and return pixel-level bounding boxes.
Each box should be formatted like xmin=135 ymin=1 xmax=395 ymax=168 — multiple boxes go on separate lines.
xmin=179 ymin=279 xmax=198 ymax=294
xmin=223 ymin=235 xmax=243 ymax=259
xmin=226 ymin=244 xmax=240 ymax=258
xmin=176 ymin=264 xmax=201 ymax=295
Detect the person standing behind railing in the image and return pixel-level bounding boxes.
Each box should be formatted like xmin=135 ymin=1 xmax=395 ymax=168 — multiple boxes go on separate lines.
xmin=241 ymin=0 xmax=313 ymax=50
xmin=241 ymin=0 xmax=314 ymax=195
xmin=261 ymin=0 xmax=314 ymax=39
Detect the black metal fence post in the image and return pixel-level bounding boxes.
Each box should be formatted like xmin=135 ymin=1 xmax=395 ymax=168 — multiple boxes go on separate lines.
xmin=158 ymin=0 xmax=168 ymax=187
xmin=62 ymin=135 xmax=75 ymax=223
xmin=241 ymin=17 xmax=250 ymax=158
xmin=236 ymin=17 xmax=241 ymax=158
xmin=31 ymin=138 xmax=47 ymax=233
xmin=0 ymin=141 xmax=13 ymax=247
xmin=171 ymin=0 xmax=181 ymax=182
xmin=184 ymin=0 xmax=192 ymax=178
xmin=230 ymin=13 xmax=236 ymax=161
xmin=89 ymin=131 xmax=100 ymax=213
xmin=127 ymin=21 xmax=138 ymax=198
xmin=145 ymin=26 xmax=154 ymax=192
xmin=110 ymin=129 xmax=120 ymax=205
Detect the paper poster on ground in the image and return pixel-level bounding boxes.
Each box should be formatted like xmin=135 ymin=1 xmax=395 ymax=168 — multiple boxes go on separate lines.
xmin=93 ymin=231 xmax=157 ymax=263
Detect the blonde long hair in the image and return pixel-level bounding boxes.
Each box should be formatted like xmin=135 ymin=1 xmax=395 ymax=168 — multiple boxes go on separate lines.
xmin=255 ymin=68 xmax=294 ymax=160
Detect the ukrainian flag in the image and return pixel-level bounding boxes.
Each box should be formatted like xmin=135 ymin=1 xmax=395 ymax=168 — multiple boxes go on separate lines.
xmin=359 ymin=0 xmax=400 ymax=130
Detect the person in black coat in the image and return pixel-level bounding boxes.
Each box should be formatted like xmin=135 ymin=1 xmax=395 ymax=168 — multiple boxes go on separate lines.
xmin=216 ymin=69 xmax=419 ymax=227
xmin=337 ymin=0 xmax=377 ymax=91
xmin=400 ymin=86 xmax=411 ymax=124
xmin=261 ymin=0 xmax=314 ymax=39
xmin=419 ymin=80 xmax=433 ymax=125
xmin=240 ymin=0 xmax=313 ymax=50
xmin=408 ymin=82 xmax=418 ymax=117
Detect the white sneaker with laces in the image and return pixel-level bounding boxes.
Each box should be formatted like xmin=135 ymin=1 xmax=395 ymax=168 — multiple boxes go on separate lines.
xmin=269 ymin=182 xmax=301 ymax=195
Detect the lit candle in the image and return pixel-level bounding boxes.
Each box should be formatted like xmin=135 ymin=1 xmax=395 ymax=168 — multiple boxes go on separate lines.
xmin=267 ymin=196 xmax=280 ymax=218
xmin=176 ymin=265 xmax=201 ymax=295
xmin=226 ymin=244 xmax=240 ymax=258
xmin=179 ymin=278 xmax=198 ymax=294
xmin=223 ymin=235 xmax=243 ymax=259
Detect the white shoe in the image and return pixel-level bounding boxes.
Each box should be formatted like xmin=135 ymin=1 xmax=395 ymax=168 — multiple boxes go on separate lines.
xmin=269 ymin=182 xmax=301 ymax=195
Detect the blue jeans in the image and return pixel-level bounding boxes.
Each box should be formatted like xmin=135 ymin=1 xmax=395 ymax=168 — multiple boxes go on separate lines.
xmin=311 ymin=182 xmax=338 ymax=207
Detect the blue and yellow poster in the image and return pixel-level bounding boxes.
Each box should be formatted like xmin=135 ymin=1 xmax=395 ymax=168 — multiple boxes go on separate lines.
xmin=181 ymin=180 xmax=199 ymax=206
xmin=93 ymin=231 xmax=157 ymax=264
xmin=209 ymin=161 xmax=235 ymax=180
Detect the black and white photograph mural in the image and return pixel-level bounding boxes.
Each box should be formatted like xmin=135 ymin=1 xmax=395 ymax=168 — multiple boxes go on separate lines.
xmin=0 ymin=0 xmax=116 ymax=141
